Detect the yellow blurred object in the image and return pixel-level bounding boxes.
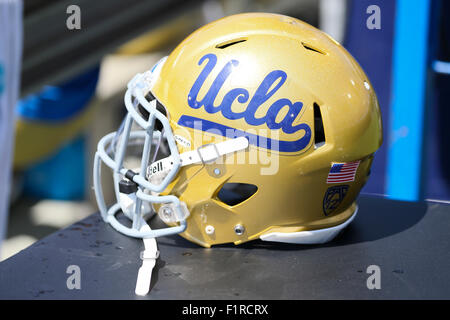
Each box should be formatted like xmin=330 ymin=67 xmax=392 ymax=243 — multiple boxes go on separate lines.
xmin=117 ymin=16 xmax=197 ymax=55
xmin=13 ymin=103 xmax=96 ymax=169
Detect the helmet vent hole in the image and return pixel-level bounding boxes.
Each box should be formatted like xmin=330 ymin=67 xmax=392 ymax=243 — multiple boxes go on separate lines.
xmin=302 ymin=42 xmax=326 ymax=55
xmin=216 ymin=38 xmax=247 ymax=49
xmin=314 ymin=102 xmax=326 ymax=148
xmin=216 ymin=183 xmax=257 ymax=206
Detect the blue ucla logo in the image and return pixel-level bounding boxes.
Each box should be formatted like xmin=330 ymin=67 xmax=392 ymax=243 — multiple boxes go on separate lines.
xmin=178 ymin=53 xmax=312 ymax=152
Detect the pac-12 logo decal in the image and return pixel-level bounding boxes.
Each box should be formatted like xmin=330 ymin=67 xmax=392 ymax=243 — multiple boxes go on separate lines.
xmin=323 ymin=185 xmax=349 ymax=216
xmin=177 ymin=53 xmax=312 ymax=153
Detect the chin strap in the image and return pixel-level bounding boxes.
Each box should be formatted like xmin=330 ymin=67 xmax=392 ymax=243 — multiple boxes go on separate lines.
xmin=135 ymin=224 xmax=159 ymax=296
xmin=131 ymin=137 xmax=248 ymax=295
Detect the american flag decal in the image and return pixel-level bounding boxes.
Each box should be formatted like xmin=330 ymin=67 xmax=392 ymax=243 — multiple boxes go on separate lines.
xmin=327 ymin=161 xmax=360 ymax=183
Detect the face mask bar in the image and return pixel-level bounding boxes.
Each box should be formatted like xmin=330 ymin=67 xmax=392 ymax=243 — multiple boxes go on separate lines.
xmin=93 ymin=63 xmax=249 ymax=242
xmin=93 ymin=71 xmax=188 ymax=239
xmin=93 ymin=60 xmax=249 ymax=296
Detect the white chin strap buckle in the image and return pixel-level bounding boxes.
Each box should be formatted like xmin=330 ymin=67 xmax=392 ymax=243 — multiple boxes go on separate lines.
xmin=140 ymin=249 xmax=160 ymax=260
xmin=135 ymin=225 xmax=159 ymax=296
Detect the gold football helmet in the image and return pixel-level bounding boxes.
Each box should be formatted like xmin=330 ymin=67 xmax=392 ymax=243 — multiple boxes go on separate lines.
xmin=93 ymin=13 xmax=382 ymax=295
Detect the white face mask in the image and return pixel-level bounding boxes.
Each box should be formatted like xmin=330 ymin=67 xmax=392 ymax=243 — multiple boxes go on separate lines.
xmin=93 ymin=57 xmax=248 ymax=295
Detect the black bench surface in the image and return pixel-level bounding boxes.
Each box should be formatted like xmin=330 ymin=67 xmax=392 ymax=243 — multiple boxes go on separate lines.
xmin=0 ymin=195 xmax=449 ymax=299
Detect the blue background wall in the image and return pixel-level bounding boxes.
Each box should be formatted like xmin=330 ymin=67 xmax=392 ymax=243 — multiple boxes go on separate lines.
xmin=344 ymin=0 xmax=396 ymax=197
xmin=345 ymin=0 xmax=449 ymax=202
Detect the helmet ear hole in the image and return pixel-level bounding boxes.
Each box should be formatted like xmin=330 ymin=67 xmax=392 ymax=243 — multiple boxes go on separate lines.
xmin=216 ymin=183 xmax=258 ymax=206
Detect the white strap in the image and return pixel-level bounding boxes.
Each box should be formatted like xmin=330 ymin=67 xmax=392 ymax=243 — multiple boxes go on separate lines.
xmin=118 ymin=192 xmax=152 ymax=220
xmin=135 ymin=224 xmax=159 ymax=296
xmin=147 ymin=136 xmax=248 ymax=178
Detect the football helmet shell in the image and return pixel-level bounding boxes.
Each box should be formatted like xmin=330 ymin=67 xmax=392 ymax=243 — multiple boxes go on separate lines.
xmin=94 ymin=13 xmax=382 ymax=249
